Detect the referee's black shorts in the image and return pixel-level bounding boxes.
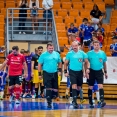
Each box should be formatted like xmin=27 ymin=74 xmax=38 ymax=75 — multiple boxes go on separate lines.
xmin=88 ymin=69 xmax=104 ymax=86
xmin=43 ymin=71 xmax=58 ymax=89
xmin=69 ymin=69 xmax=83 ymax=86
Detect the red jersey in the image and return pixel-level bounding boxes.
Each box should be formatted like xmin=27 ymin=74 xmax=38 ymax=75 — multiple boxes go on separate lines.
xmin=97 ymin=35 xmax=103 ymax=43
xmin=6 ymin=53 xmax=25 ymax=76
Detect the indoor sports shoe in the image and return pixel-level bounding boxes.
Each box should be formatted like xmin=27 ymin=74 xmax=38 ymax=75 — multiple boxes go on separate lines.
xmin=89 ymin=104 xmax=94 ymax=109
xmin=72 ymin=101 xmax=78 ymax=109
xmin=65 ymin=95 xmax=69 ymax=100
xmin=55 ymin=97 xmax=60 ymax=101
xmin=47 ymin=102 xmax=52 ymax=108
xmin=80 ymin=99 xmax=86 ymax=104
xmin=97 ymin=101 xmax=106 ymax=108
xmin=15 ymin=99 xmax=20 ymax=104
xmin=32 ymin=95 xmax=35 ymax=99
xmin=22 ymin=93 xmax=27 ymax=98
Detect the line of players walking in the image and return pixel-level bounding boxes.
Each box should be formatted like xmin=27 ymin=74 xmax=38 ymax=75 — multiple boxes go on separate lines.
xmin=0 ymin=40 xmax=107 ymax=109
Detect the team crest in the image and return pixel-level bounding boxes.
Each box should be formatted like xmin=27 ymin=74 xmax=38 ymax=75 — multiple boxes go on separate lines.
xmin=99 ymin=58 xmax=102 ymax=62
xmin=79 ymin=58 xmax=83 ymax=62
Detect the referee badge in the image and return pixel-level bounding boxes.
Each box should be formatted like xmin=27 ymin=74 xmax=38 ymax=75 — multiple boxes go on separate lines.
xmin=99 ymin=58 xmax=102 ymax=62
xmin=78 ymin=58 xmax=83 ymax=62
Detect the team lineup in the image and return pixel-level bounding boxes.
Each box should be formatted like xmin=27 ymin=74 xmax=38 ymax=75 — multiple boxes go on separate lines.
xmin=0 ymin=40 xmax=107 ymax=109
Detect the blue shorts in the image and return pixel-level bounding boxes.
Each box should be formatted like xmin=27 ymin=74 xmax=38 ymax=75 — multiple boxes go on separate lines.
xmin=43 ymin=10 xmax=52 ymax=21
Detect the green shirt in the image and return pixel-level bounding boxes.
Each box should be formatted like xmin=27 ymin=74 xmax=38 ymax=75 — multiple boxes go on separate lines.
xmin=66 ymin=50 xmax=88 ymax=71
xmin=38 ymin=51 xmax=61 ymax=73
xmin=87 ymin=50 xmax=107 ymax=70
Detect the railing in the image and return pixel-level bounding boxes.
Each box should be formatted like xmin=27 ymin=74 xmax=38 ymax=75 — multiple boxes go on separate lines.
xmin=6 ymin=8 xmax=60 ymax=52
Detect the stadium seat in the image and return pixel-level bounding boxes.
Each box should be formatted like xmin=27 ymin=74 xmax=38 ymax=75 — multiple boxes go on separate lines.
xmin=58 ymin=9 xmax=68 ymax=17
xmin=104 ymin=0 xmax=114 ymax=6
xmin=72 ymin=2 xmax=83 ymax=10
xmin=0 ymin=15 xmax=4 ymax=22
xmin=60 ymin=0 xmax=70 ymax=2
xmin=58 ymin=37 xmax=68 ymax=46
xmin=102 ymin=24 xmax=110 ymax=32
xmin=82 ymin=0 xmax=93 ymax=3
xmin=94 ymin=0 xmax=103 ymax=3
xmin=110 ymin=18 xmax=117 ymax=24
xmin=64 ymin=16 xmax=75 ymax=25
xmin=56 ymin=23 xmax=66 ymax=31
xmin=6 ymin=1 xmax=15 ymax=8
xmin=84 ymin=2 xmax=94 ymax=10
xmin=61 ymin=2 xmax=72 ymax=10
xmin=96 ymin=2 xmax=106 ymax=12
xmin=110 ymin=24 xmax=117 ymax=31
xmin=58 ymin=30 xmax=67 ymax=37
xmin=75 ymin=16 xmax=83 ymax=26
xmin=60 ymin=52 xmax=67 ymax=58
xmin=0 ymin=2 xmax=4 ymax=8
xmin=55 ymin=16 xmax=63 ymax=23
xmin=0 ymin=30 xmax=4 ymax=37
xmin=0 ymin=37 xmax=4 ymax=46
xmin=111 ymin=10 xmax=117 ymax=18
xmin=13 ymin=10 xmax=19 ymax=17
xmin=53 ymin=2 xmax=61 ymax=9
xmin=0 ymin=23 xmax=4 ymax=30
xmin=80 ymin=10 xmax=90 ymax=18
xmin=72 ymin=0 xmax=81 ymax=2
xmin=53 ymin=0 xmax=60 ymax=2
xmin=68 ymin=10 xmax=79 ymax=17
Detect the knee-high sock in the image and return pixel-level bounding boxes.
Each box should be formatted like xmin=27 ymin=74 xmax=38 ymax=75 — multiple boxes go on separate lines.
xmin=15 ymin=86 xmax=21 ymax=99
xmin=88 ymin=89 xmax=93 ymax=105
xmin=22 ymin=81 xmax=25 ymax=94
xmin=40 ymin=85 xmax=45 ymax=94
xmin=28 ymin=82 xmax=31 ymax=93
xmin=72 ymin=89 xmax=77 ymax=103
xmin=80 ymin=89 xmax=83 ymax=99
xmin=46 ymin=89 xmax=52 ymax=103
xmin=99 ymin=88 xmax=104 ymax=102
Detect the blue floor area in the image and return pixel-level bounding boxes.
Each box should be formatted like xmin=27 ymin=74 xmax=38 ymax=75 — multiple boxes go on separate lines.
xmin=0 ymin=101 xmax=117 ymax=111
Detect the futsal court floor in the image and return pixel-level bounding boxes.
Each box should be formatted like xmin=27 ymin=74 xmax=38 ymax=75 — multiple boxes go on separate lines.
xmin=0 ymin=98 xmax=117 ymax=117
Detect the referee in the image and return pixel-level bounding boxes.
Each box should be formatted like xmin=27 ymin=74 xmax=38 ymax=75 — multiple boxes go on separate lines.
xmin=87 ymin=40 xmax=108 ymax=108
xmin=64 ymin=41 xmax=90 ymax=109
xmin=38 ymin=43 xmax=62 ymax=108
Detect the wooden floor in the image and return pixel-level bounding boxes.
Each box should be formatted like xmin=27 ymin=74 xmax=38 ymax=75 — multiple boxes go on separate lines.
xmin=0 ymin=99 xmax=117 ymax=117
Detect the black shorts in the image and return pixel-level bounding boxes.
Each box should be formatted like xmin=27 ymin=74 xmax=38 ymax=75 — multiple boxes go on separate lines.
xmin=88 ymin=69 xmax=104 ymax=86
xmin=43 ymin=71 xmax=58 ymax=89
xmin=9 ymin=75 xmax=22 ymax=86
xmin=69 ymin=69 xmax=83 ymax=86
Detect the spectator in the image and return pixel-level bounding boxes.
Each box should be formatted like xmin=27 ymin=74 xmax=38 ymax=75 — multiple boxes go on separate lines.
xmin=67 ymin=23 xmax=79 ymax=44
xmin=111 ymin=31 xmax=116 ymax=38
xmin=0 ymin=46 xmax=6 ymax=53
xmin=29 ymin=0 xmax=39 ymax=34
xmin=83 ymin=21 xmax=94 ymax=46
xmin=79 ymin=18 xmax=88 ymax=44
xmin=88 ymin=34 xmax=102 ymax=50
xmin=42 ymin=0 xmax=53 ymax=35
xmin=110 ymin=36 xmax=117 ymax=57
xmin=97 ymin=29 xmax=103 ymax=45
xmin=115 ymin=28 xmax=117 ymax=35
xmin=19 ymin=0 xmax=28 ymax=34
xmin=97 ymin=22 xmax=105 ymax=36
xmin=90 ymin=4 xmax=103 ymax=30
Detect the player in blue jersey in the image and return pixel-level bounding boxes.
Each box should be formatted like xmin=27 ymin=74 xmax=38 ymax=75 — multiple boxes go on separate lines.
xmin=0 ymin=70 xmax=7 ymax=100
xmin=79 ymin=18 xmax=88 ymax=44
xmin=110 ymin=36 xmax=117 ymax=57
xmin=83 ymin=21 xmax=94 ymax=46
xmin=22 ymin=50 xmax=32 ymax=98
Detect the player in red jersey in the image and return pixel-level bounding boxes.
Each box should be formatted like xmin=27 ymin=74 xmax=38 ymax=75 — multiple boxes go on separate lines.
xmin=0 ymin=46 xmax=27 ymax=104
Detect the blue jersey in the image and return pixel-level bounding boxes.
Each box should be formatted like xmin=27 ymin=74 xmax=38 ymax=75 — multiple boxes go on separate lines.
xmin=116 ymin=28 xmax=117 ymax=32
xmin=0 ymin=71 xmax=7 ymax=86
xmin=83 ymin=26 xmax=94 ymax=41
xmin=110 ymin=43 xmax=117 ymax=56
xmin=68 ymin=27 xmax=78 ymax=33
xmin=79 ymin=24 xmax=87 ymax=38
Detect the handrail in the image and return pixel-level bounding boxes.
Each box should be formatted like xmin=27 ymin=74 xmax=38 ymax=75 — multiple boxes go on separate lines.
xmin=52 ymin=10 xmax=60 ymax=51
